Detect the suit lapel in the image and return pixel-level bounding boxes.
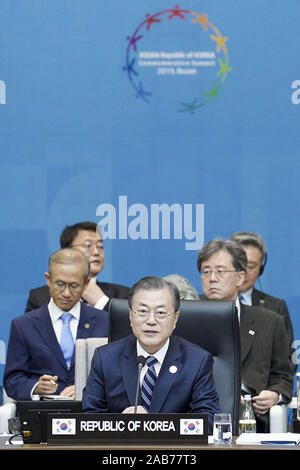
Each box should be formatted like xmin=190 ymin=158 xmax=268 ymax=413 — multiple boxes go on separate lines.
xmin=33 ymin=305 xmax=67 ymax=369
xmin=150 ymin=336 xmax=183 ymax=412
xmin=120 ymin=336 xmax=139 ymax=406
xmin=76 ymin=303 xmax=97 ymax=339
xmin=240 ymin=304 xmax=256 ymax=363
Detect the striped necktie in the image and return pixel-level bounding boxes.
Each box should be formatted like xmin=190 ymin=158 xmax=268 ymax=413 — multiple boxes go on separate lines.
xmin=141 ymin=356 xmax=158 ymax=412
xmin=60 ymin=313 xmax=74 ymax=368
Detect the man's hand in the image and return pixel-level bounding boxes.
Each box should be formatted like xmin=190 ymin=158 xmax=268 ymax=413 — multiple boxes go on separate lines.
xmin=122 ymin=406 xmax=148 ymax=414
xmin=252 ymin=390 xmax=279 ymax=414
xmin=60 ymin=385 xmax=75 ymax=399
xmin=33 ymin=374 xmax=58 ymax=395
xmin=81 ymin=281 xmax=105 ymax=306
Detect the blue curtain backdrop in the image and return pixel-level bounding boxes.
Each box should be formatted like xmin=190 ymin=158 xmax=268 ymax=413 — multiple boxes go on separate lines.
xmin=0 ymin=0 xmax=300 ymax=389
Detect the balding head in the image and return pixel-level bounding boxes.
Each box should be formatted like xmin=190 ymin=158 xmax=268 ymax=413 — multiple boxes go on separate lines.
xmin=48 ymin=248 xmax=90 ymax=281
xmin=45 ymin=249 xmax=90 ymax=311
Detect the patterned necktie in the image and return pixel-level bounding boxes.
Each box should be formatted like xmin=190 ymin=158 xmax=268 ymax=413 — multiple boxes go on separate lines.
xmin=60 ymin=313 xmax=74 ymax=368
xmin=141 ymin=356 xmax=158 ymax=412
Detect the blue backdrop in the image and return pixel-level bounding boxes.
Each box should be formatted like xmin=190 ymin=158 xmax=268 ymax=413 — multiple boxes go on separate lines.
xmin=0 ymin=0 xmax=300 ymax=390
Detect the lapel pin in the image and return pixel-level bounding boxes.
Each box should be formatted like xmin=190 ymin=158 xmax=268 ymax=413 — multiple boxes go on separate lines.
xmin=248 ymin=329 xmax=255 ymax=336
xmin=84 ymin=323 xmax=90 ymax=329
xmin=169 ymin=365 xmax=177 ymax=374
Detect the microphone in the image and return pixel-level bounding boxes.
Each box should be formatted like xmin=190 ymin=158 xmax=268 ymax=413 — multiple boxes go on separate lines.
xmin=134 ymin=355 xmax=146 ymax=413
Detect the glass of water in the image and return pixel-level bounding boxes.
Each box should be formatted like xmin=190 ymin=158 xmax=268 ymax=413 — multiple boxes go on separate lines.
xmin=213 ymin=413 xmax=232 ymax=444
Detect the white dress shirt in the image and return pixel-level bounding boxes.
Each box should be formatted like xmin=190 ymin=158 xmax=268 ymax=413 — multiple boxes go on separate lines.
xmin=48 ymin=297 xmax=81 ymax=343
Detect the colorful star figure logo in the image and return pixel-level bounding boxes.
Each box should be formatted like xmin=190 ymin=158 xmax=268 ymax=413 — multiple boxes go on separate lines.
xmin=123 ymin=5 xmax=231 ymax=114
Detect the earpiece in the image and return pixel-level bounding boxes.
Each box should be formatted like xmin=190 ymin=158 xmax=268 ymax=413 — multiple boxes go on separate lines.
xmin=259 ymin=252 xmax=267 ymax=276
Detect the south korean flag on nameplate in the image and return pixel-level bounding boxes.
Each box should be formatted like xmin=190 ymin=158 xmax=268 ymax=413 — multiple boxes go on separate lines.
xmin=180 ymin=419 xmax=203 ymax=435
xmin=52 ymin=418 xmax=76 ymax=435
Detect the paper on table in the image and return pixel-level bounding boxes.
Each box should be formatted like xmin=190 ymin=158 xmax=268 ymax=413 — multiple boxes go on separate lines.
xmin=40 ymin=395 xmax=74 ymax=400
xmin=236 ymin=432 xmax=300 ymax=445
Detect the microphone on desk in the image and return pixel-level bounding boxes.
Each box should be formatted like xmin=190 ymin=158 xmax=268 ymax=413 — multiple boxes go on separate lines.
xmin=134 ymin=355 xmax=146 ymax=414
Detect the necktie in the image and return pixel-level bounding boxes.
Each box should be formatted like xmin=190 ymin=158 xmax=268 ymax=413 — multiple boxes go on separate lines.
xmin=141 ymin=356 xmax=158 ymax=412
xmin=60 ymin=313 xmax=74 ymax=368
xmin=238 ymin=293 xmax=245 ymax=304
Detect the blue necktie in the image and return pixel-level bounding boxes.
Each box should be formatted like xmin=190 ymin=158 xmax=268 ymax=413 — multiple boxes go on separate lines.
xmin=141 ymin=356 xmax=158 ymax=412
xmin=60 ymin=313 xmax=74 ymax=368
xmin=238 ymin=293 xmax=245 ymax=304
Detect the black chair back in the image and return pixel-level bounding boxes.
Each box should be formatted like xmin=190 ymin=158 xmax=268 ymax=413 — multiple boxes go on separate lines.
xmin=108 ymin=298 xmax=241 ymax=434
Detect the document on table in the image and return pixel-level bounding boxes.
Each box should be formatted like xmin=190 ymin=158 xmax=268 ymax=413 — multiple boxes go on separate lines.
xmin=236 ymin=433 xmax=300 ymax=445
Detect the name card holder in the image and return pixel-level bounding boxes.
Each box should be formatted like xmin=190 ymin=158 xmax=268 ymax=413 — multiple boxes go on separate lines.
xmin=47 ymin=413 xmax=208 ymax=445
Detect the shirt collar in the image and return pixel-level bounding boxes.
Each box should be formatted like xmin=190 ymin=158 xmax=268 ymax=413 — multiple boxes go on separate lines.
xmin=136 ymin=338 xmax=170 ymax=365
xmin=239 ymin=287 xmax=253 ymax=306
xmin=235 ymin=297 xmax=241 ymax=322
xmin=48 ymin=297 xmax=81 ymax=322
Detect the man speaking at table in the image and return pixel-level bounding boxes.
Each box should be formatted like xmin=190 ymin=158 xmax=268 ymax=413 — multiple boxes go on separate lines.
xmin=82 ymin=276 xmax=220 ymax=432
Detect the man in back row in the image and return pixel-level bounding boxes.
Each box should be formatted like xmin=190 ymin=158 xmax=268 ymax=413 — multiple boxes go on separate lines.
xmin=197 ymin=238 xmax=293 ymax=432
xmin=25 ymin=221 xmax=129 ymax=312
xmin=4 ymin=248 xmax=109 ymax=400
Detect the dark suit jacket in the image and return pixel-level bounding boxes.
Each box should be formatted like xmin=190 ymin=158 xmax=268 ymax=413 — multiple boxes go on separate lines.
xmin=4 ymin=303 xmax=109 ymax=400
xmin=25 ymin=281 xmax=129 ymax=312
xmin=240 ymin=303 xmax=293 ymax=401
xmin=251 ymin=288 xmax=295 ymax=372
xmin=82 ymin=334 xmax=220 ymax=433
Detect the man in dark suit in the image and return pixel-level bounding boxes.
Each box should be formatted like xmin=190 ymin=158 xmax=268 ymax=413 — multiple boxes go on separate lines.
xmin=82 ymin=276 xmax=220 ymax=432
xmin=197 ymin=238 xmax=293 ymax=431
xmin=25 ymin=221 xmax=129 ymax=312
xmin=229 ymin=231 xmax=294 ymax=368
xmin=4 ymin=248 xmax=109 ymax=401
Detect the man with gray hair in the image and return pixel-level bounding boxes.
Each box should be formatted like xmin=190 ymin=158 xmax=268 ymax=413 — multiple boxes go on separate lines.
xmin=197 ymin=238 xmax=293 ymax=432
xmin=83 ymin=275 xmax=220 ymax=432
xmin=229 ymin=231 xmax=294 ymax=372
xmin=4 ymin=248 xmax=109 ymax=401
xmin=163 ymin=274 xmax=199 ymax=300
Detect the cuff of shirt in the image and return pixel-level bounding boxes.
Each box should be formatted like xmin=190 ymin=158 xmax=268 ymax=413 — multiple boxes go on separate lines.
xmin=94 ymin=295 xmax=110 ymax=310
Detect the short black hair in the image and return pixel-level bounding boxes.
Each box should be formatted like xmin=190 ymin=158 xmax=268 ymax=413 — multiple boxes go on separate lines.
xmin=128 ymin=276 xmax=180 ymax=312
xmin=60 ymin=222 xmax=99 ymax=248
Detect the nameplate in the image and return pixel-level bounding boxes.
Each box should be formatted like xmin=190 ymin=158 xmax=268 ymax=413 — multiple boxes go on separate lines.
xmin=47 ymin=413 xmax=208 ymax=445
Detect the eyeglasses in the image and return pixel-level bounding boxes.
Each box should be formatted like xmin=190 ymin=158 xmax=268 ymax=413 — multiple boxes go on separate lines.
xmin=72 ymin=242 xmax=103 ymax=253
xmin=132 ymin=308 xmax=172 ymax=321
xmin=201 ymin=269 xmax=237 ymax=279
xmin=52 ymin=281 xmax=83 ymax=292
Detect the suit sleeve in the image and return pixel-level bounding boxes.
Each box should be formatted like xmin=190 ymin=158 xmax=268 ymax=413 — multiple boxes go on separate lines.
xmin=25 ymin=289 xmax=38 ymax=312
xmin=4 ymin=320 xmax=39 ymax=400
xmin=267 ymin=316 xmax=294 ymax=401
xmin=82 ymin=348 xmax=109 ymax=413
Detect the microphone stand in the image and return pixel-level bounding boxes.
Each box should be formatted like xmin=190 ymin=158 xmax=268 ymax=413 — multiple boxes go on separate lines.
xmin=134 ymin=356 xmax=146 ymax=414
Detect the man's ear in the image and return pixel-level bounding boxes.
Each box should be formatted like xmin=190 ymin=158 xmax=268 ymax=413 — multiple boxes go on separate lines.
xmin=44 ymin=272 xmax=50 ymax=286
xmin=237 ymin=271 xmax=246 ymax=288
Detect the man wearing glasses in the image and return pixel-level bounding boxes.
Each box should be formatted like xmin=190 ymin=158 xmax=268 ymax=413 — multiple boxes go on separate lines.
xmin=82 ymin=276 xmax=219 ymax=432
xmin=25 ymin=221 xmax=129 ymax=312
xmin=197 ymin=238 xmax=293 ymax=432
xmin=4 ymin=248 xmax=108 ymax=400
